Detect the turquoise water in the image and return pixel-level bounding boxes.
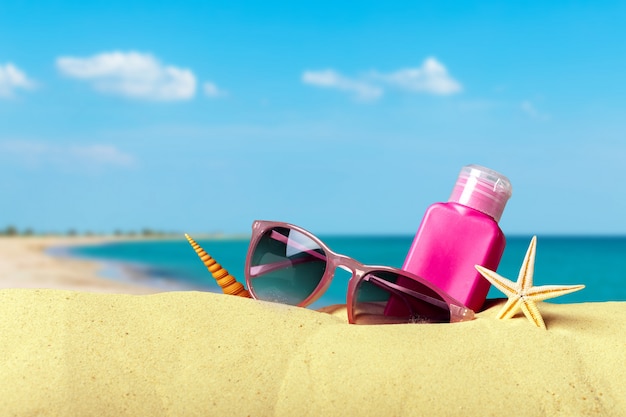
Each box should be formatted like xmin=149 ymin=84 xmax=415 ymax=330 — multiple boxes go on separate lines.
xmin=61 ymin=235 xmax=626 ymax=309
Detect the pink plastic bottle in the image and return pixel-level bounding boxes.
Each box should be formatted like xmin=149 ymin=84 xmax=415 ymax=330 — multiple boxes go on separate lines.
xmin=387 ymin=164 xmax=513 ymax=313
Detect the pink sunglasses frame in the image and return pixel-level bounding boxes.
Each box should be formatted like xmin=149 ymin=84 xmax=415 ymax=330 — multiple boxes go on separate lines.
xmin=244 ymin=220 xmax=475 ymax=324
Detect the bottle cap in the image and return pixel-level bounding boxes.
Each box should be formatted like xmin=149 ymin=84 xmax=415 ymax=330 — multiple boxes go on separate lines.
xmin=448 ymin=164 xmax=512 ymax=222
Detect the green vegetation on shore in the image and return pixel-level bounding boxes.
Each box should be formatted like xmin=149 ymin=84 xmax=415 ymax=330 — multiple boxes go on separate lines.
xmin=0 ymin=225 xmax=183 ymax=238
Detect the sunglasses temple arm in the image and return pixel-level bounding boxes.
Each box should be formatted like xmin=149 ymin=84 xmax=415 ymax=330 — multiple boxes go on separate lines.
xmin=269 ymin=231 xmax=449 ymax=312
xmin=249 ymin=255 xmax=320 ymax=278
xmin=366 ymin=275 xmax=451 ymax=311
xmin=372 ymin=280 xmax=416 ymax=316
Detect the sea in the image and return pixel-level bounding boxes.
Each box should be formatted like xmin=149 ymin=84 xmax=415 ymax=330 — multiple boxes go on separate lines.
xmin=56 ymin=235 xmax=626 ymax=310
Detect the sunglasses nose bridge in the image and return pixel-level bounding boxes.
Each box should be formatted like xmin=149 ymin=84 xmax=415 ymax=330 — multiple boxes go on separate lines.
xmin=334 ymin=255 xmax=364 ymax=279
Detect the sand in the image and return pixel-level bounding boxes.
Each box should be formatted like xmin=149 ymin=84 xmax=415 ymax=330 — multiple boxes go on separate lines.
xmin=0 ymin=237 xmax=625 ymax=416
xmin=0 ymin=236 xmax=160 ymax=294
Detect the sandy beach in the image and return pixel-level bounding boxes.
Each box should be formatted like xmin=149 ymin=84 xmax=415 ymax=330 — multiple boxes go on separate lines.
xmin=1 ymin=236 xmax=625 ymax=416
xmin=0 ymin=236 xmax=161 ymax=294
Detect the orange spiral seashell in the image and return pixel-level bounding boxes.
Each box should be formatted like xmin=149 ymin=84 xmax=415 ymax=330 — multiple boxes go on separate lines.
xmin=185 ymin=233 xmax=252 ymax=298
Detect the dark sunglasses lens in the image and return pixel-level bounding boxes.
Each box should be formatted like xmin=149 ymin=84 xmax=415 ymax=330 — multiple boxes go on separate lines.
xmin=352 ymin=271 xmax=451 ymax=324
xmin=248 ymin=227 xmax=327 ymax=305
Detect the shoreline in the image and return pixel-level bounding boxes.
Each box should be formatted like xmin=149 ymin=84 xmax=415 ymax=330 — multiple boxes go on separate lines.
xmin=48 ymin=237 xmax=206 ymax=293
xmin=0 ymin=235 xmax=168 ymax=294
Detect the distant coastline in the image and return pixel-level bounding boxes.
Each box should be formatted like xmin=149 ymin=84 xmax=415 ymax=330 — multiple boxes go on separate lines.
xmin=0 ymin=225 xmax=251 ymax=243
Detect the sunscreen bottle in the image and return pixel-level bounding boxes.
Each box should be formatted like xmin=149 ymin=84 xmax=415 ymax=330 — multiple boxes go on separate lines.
xmin=386 ymin=164 xmax=512 ymax=313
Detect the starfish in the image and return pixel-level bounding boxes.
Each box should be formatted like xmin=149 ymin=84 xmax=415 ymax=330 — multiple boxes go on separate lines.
xmin=475 ymin=236 xmax=585 ymax=330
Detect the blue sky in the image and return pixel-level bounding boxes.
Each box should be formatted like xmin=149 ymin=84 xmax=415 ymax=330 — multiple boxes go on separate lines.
xmin=1 ymin=1 xmax=625 ymax=235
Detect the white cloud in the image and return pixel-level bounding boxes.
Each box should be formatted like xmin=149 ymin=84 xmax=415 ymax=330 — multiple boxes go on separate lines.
xmin=0 ymin=63 xmax=36 ymax=98
xmin=521 ymin=100 xmax=550 ymax=121
xmin=0 ymin=141 xmax=135 ymax=171
xmin=302 ymin=69 xmax=383 ymax=101
xmin=302 ymin=57 xmax=462 ymax=100
xmin=68 ymin=144 xmax=135 ymax=167
xmin=56 ymin=51 xmax=196 ymax=101
xmin=372 ymin=57 xmax=462 ymax=95
xmin=203 ymin=81 xmax=227 ymax=98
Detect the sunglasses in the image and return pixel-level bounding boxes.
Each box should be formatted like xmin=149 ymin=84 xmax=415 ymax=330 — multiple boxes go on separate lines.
xmin=244 ymin=220 xmax=474 ymax=324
